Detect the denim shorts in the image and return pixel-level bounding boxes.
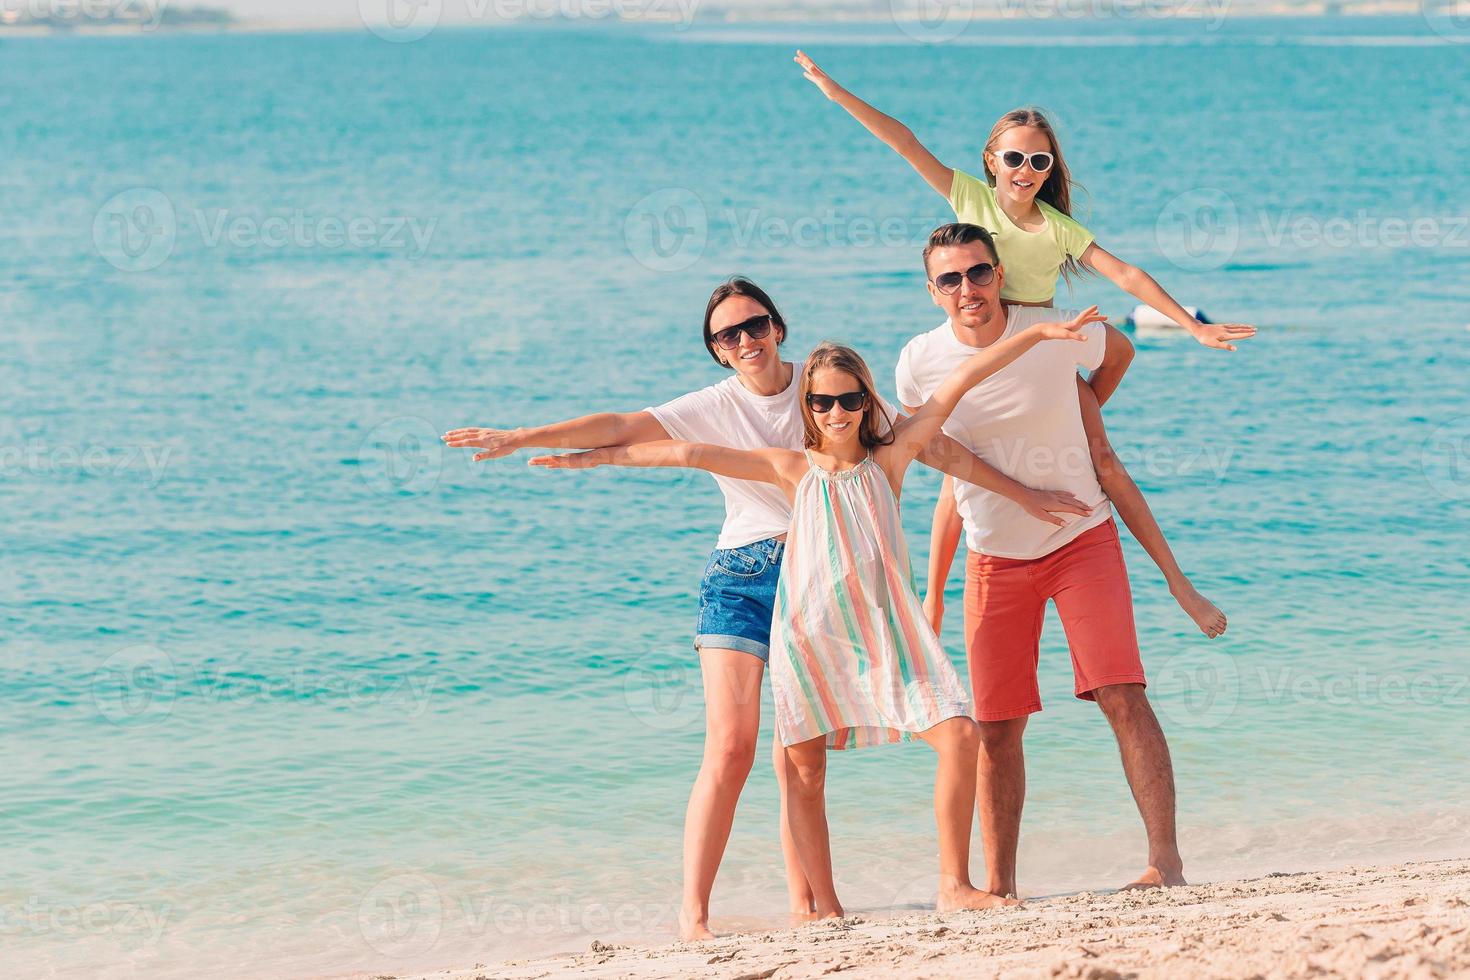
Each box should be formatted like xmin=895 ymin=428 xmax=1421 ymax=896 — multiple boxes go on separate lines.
xmin=694 ymin=536 xmax=785 ymax=662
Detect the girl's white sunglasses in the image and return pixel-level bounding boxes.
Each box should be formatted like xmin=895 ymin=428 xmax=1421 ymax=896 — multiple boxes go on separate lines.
xmin=994 ymin=149 xmax=1054 ymax=173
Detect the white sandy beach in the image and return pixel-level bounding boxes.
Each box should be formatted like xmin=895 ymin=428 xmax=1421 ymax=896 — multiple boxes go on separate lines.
xmin=388 ymin=859 xmax=1470 ymax=980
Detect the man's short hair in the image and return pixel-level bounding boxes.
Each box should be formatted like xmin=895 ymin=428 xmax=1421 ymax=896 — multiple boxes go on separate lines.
xmin=923 ymin=223 xmax=1000 ymax=273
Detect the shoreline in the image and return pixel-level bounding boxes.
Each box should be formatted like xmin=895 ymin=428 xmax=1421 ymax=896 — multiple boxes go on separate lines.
xmin=381 ymin=858 xmax=1470 ymax=979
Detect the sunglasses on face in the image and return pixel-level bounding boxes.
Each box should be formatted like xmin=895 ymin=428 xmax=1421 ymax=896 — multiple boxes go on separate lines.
xmin=932 ymin=262 xmax=996 ymax=296
xmin=807 ymin=390 xmax=868 ymax=414
xmin=995 ymin=149 xmax=1054 ymax=173
xmin=711 ymin=314 xmax=774 ymax=351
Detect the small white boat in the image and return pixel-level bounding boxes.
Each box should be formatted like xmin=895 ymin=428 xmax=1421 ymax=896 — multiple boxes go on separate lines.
xmin=1125 ymin=304 xmax=1206 ymax=335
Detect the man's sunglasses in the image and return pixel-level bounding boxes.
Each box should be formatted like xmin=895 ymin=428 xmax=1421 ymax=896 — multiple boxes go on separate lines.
xmin=806 ymin=391 xmax=868 ymax=414
xmin=995 ymin=149 xmax=1054 ymax=173
xmin=711 ymin=314 xmax=774 ymax=351
xmin=932 ymin=262 xmax=996 ymax=296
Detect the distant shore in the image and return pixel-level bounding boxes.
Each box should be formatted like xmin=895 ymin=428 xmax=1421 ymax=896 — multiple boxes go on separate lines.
xmin=381 ymin=858 xmax=1470 ymax=980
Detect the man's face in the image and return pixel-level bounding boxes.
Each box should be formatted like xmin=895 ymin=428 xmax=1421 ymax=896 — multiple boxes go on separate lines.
xmin=926 ymin=241 xmax=1005 ymax=331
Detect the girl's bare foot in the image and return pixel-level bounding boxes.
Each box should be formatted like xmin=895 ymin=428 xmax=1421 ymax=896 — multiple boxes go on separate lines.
xmin=936 ymin=882 xmax=1022 ymax=912
xmin=677 ymin=909 xmax=715 ymax=941
xmin=1172 ymin=582 xmax=1227 ymax=638
xmin=1120 ymin=864 xmax=1188 ymax=890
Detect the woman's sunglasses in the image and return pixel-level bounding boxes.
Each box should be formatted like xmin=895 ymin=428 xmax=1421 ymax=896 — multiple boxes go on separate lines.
xmin=932 ymin=262 xmax=996 ymax=296
xmin=806 ymin=391 xmax=868 ymax=414
xmin=995 ymin=149 xmax=1054 ymax=173
xmin=711 ymin=314 xmax=774 ymax=351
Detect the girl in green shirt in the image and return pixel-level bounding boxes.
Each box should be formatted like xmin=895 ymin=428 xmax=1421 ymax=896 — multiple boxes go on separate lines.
xmin=793 ymin=50 xmax=1239 ymax=639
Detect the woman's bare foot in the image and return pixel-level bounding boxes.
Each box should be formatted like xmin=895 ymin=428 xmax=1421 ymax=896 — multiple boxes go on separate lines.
xmin=677 ymin=909 xmax=715 ymax=941
xmin=1120 ymin=865 xmax=1188 ymax=890
xmin=936 ymin=882 xmax=1023 ymax=912
xmin=1172 ymin=582 xmax=1226 ymax=638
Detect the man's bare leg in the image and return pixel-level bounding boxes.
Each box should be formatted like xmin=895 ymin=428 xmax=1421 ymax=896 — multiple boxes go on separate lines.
xmin=1093 ymin=683 xmax=1187 ymax=889
xmin=975 ymin=716 xmax=1028 ymax=897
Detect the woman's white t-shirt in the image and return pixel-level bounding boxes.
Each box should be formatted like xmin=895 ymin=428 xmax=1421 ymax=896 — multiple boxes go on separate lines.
xmin=645 ymin=362 xmax=898 ymax=550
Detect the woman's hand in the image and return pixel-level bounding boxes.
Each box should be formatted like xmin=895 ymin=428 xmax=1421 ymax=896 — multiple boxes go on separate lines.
xmin=528 ymin=449 xmax=605 ymax=470
xmin=1019 ymin=488 xmax=1095 ymax=527
xmin=443 ymin=427 xmax=521 ymax=462
xmin=794 ymin=50 xmax=844 ymax=101
xmin=1187 ymin=320 xmax=1257 ymax=352
xmin=1028 ymin=305 xmax=1107 ymax=342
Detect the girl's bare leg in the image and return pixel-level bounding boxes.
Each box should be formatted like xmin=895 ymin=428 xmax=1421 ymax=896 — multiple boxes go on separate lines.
xmin=679 ymin=647 xmax=765 ymax=941
xmin=1076 ymin=377 xmax=1227 ymax=638
xmin=915 ymin=717 xmax=1022 ymax=911
xmin=781 ymin=736 xmax=843 ymax=918
xmin=773 ymin=736 xmax=818 ymax=918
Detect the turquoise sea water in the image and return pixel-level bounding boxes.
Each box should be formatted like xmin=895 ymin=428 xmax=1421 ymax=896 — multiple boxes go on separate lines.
xmin=2 ymin=18 xmax=1468 ymax=979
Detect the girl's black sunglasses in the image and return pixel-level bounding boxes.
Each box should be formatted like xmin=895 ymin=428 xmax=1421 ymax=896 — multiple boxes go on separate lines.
xmin=806 ymin=391 xmax=868 ymax=414
xmin=711 ymin=314 xmax=774 ymax=351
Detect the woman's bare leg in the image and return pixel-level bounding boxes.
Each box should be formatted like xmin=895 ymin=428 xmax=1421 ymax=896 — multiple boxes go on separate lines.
xmin=782 ymin=736 xmax=843 ymax=918
xmin=679 ymin=647 xmax=765 ymax=940
xmin=1077 ymin=377 xmax=1227 ymax=638
xmin=773 ymin=736 xmax=817 ymax=918
xmin=915 ymin=717 xmax=1021 ymax=911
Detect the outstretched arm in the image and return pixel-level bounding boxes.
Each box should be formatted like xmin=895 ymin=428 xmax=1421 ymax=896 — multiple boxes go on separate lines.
xmin=1081 ymin=243 xmax=1256 ymax=352
xmin=1087 ymin=324 xmax=1136 ymax=407
xmin=529 ymin=441 xmax=801 ymax=492
xmin=891 ymin=309 xmax=1102 ymax=468
xmin=793 ymin=50 xmax=953 ymax=199
xmin=444 ymin=411 xmax=669 ymax=461
xmin=915 ymin=430 xmax=1093 ymax=527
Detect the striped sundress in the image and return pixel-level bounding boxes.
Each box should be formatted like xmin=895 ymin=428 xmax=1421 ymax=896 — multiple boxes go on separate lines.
xmin=769 ymin=450 xmax=973 ymax=750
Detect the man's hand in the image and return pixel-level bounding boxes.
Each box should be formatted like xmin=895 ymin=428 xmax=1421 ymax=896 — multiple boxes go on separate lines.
xmin=1188 ymin=321 xmax=1256 ymax=352
xmin=1019 ymin=488 xmax=1095 ymax=527
xmin=443 ymin=427 xmax=521 ymax=462
xmin=923 ymin=592 xmax=944 ymax=635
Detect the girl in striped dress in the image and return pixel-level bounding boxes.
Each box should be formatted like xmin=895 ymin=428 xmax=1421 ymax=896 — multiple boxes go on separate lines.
xmin=531 ymin=309 xmax=1099 ymax=918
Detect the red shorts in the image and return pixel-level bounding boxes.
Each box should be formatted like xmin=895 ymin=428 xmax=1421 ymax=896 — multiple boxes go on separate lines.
xmin=963 ymin=519 xmax=1145 ymax=721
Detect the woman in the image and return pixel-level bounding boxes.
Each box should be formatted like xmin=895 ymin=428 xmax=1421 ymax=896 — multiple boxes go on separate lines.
xmin=443 ymin=277 xmax=1087 ymax=938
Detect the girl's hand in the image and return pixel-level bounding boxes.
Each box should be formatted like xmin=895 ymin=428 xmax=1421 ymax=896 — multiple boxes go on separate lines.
xmin=443 ymin=427 xmax=520 ymax=462
xmin=794 ymin=50 xmax=843 ymax=101
xmin=1189 ymin=321 xmax=1257 ymax=352
xmin=1029 ymin=305 xmax=1106 ymax=342
xmin=1019 ymin=488 xmax=1095 ymax=527
xmin=528 ymin=450 xmax=604 ymax=470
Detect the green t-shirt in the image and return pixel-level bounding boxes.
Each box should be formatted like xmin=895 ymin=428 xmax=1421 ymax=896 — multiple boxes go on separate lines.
xmin=949 ymin=168 xmax=1094 ymax=304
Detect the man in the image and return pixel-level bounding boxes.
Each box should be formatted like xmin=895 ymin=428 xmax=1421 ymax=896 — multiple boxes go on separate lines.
xmin=895 ymin=222 xmax=1187 ymax=896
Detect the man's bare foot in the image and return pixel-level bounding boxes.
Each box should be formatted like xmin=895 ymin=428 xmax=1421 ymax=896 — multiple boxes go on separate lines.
xmin=1119 ymin=865 xmax=1187 ymax=890
xmin=677 ymin=909 xmax=715 ymax=941
xmin=1172 ymin=583 xmax=1226 ymax=638
xmin=936 ymin=882 xmax=1023 ymax=912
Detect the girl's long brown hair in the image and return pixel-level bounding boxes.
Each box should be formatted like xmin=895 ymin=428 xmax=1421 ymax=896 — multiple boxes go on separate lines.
xmin=983 ymin=107 xmax=1092 ymax=288
xmin=798 ymin=343 xmax=895 ymax=451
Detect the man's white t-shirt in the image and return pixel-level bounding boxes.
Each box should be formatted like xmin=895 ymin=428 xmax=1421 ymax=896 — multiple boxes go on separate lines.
xmin=646 ymin=361 xmax=900 ymax=550
xmin=895 ymin=306 xmax=1112 ymax=560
